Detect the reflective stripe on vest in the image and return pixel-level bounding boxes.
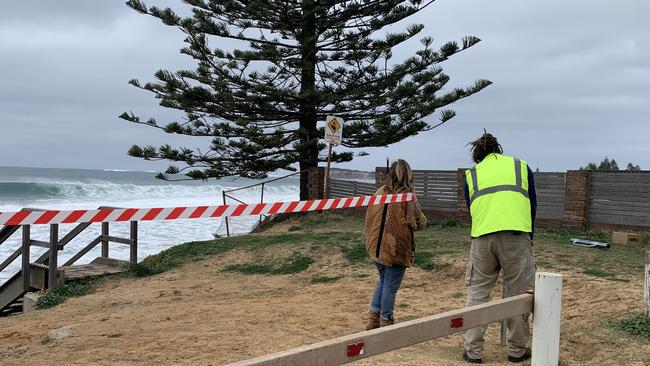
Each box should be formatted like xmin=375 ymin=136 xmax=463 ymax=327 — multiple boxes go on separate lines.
xmin=468 ymin=158 xmax=529 ymax=205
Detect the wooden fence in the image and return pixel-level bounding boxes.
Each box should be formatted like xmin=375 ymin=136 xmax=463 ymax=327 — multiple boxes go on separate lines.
xmin=329 ymin=178 xmax=376 ymax=198
xmin=588 ymin=172 xmax=650 ymax=227
xmin=412 ymin=170 xmax=458 ymax=212
xmin=534 ymin=172 xmax=566 ymax=220
xmin=330 ymin=168 xmax=650 ymax=229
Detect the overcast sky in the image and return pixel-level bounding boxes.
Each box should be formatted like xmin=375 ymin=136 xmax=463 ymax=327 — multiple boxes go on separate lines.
xmin=1 ymin=0 xmax=649 ymax=173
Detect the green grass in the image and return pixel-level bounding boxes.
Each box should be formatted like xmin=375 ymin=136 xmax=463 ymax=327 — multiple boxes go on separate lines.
xmin=615 ymin=314 xmax=650 ymax=340
xmin=413 ymin=251 xmax=436 ymax=271
xmin=343 ymin=241 xmax=368 ymax=264
xmin=126 ymin=211 xmax=648 ymax=285
xmin=311 ymin=276 xmax=343 ymax=284
xmin=36 ymin=280 xmax=94 ymax=309
xmin=224 ymin=252 xmax=313 ymax=275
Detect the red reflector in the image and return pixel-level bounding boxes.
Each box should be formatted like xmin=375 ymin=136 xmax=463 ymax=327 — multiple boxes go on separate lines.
xmin=451 ymin=317 xmax=464 ymax=329
xmin=347 ymin=342 xmax=365 ymax=357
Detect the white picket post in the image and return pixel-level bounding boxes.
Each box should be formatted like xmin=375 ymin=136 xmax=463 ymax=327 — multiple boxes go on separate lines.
xmin=532 ymin=272 xmax=563 ymax=366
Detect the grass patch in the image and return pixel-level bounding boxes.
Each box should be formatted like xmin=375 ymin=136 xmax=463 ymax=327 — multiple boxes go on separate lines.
xmin=224 ymin=252 xmax=313 ymax=275
xmin=36 ymin=280 xmax=93 ymax=309
xmin=414 ymin=251 xmax=436 ymax=271
xmin=616 ymin=314 xmax=650 ymax=340
xmin=273 ymin=253 xmax=313 ymax=274
xmin=343 ymin=241 xmax=368 ymax=264
xmin=288 ymin=225 xmax=302 ymax=232
xmin=311 ymin=275 xmax=343 ymax=284
xmin=583 ymin=267 xmax=612 ymax=278
xmin=641 ymin=233 xmax=650 ymax=246
xmin=224 ymin=263 xmax=273 ymax=275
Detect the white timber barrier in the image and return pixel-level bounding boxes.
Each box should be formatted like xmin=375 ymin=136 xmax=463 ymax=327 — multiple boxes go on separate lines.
xmin=227 ymin=272 xmax=563 ymax=366
xmin=645 ymin=252 xmax=650 ymax=318
xmin=532 ymin=272 xmax=563 ymax=366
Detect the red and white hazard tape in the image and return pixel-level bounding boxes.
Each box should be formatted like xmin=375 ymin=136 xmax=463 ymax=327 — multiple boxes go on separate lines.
xmin=0 ymin=193 xmax=413 ymax=226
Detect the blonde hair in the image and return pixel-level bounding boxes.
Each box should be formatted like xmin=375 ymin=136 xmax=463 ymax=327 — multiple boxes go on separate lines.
xmin=384 ymin=159 xmax=414 ymax=193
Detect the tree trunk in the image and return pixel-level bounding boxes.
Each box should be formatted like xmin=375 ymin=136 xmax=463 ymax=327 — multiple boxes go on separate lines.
xmin=298 ymin=0 xmax=319 ymax=200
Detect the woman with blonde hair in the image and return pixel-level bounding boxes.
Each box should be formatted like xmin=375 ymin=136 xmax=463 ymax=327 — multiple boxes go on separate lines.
xmin=365 ymin=159 xmax=427 ymax=329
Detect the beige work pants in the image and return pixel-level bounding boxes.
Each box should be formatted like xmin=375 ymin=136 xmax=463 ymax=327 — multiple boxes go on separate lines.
xmin=463 ymin=231 xmax=535 ymax=360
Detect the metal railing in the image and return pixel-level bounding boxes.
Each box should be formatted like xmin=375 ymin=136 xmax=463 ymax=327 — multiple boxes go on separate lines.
xmin=221 ymin=170 xmax=308 ymax=237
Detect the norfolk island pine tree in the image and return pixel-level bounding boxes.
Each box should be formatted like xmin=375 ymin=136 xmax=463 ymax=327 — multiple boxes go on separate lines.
xmin=120 ymin=0 xmax=491 ymax=200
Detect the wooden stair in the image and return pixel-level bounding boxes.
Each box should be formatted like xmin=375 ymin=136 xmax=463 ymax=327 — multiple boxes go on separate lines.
xmin=0 ymin=257 xmax=130 ymax=316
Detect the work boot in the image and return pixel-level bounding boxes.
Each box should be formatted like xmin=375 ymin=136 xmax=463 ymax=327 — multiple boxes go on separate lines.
xmin=508 ymin=348 xmax=532 ymax=363
xmin=379 ymin=318 xmax=395 ymax=327
xmin=366 ymin=311 xmax=380 ymax=330
xmin=463 ymin=351 xmax=483 ymax=364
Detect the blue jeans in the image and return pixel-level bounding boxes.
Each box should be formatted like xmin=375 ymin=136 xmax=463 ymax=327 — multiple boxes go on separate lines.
xmin=370 ymin=262 xmax=406 ymax=321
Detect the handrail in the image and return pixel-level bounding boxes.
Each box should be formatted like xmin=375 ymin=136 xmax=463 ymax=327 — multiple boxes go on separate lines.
xmin=222 ymin=169 xmax=309 ymax=194
xmin=223 ymin=193 xmax=247 ymax=205
xmin=221 ymin=169 xmax=312 ymax=237
xmin=0 ymin=206 xmax=135 ymax=288
xmin=0 ymin=248 xmax=21 ymax=273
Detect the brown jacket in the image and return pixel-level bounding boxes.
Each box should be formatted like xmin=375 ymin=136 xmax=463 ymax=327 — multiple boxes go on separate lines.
xmin=364 ymin=186 xmax=426 ymax=267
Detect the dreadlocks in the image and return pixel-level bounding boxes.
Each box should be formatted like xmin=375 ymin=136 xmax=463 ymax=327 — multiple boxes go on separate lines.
xmin=469 ymin=131 xmax=503 ymax=163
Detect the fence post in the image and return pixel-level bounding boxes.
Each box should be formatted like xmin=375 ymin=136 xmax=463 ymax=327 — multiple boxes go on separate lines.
xmin=562 ymin=171 xmax=590 ymax=230
xmin=643 ymin=252 xmax=650 ymax=318
xmin=223 ymin=191 xmax=230 ymax=237
xmin=532 ymin=272 xmax=563 ymax=366
xmin=48 ymin=224 xmax=59 ymax=291
xmin=22 ymin=225 xmax=31 ymax=292
xmin=101 ymin=222 xmax=109 ymax=257
xmin=130 ymin=221 xmax=138 ymax=264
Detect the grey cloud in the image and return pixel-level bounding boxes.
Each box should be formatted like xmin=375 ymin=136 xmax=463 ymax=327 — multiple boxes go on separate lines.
xmin=0 ymin=0 xmax=649 ymax=172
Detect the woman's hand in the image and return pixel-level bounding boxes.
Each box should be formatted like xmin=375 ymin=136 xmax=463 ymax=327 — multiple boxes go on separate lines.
xmin=415 ymin=213 xmax=427 ymax=231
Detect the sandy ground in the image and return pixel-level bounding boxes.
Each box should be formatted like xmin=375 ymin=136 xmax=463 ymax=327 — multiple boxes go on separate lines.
xmin=0 ymin=247 xmax=648 ymax=365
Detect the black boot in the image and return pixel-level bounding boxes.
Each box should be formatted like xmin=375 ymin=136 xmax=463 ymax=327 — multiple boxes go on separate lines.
xmin=463 ymin=351 xmax=482 ymax=364
xmin=508 ymin=348 xmax=532 ymax=363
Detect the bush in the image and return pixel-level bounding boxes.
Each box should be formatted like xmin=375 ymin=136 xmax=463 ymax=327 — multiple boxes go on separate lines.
xmin=617 ymin=314 xmax=650 ymax=340
xmin=36 ymin=280 xmax=93 ymax=309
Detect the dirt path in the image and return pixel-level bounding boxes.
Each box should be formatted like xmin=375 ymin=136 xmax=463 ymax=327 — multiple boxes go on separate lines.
xmin=0 ymin=249 xmax=648 ymax=365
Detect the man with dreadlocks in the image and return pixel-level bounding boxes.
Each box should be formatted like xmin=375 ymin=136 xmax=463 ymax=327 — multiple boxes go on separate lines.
xmin=461 ymin=132 xmax=537 ymax=364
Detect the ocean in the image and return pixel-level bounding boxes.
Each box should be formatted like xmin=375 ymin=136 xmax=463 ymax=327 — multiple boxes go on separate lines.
xmin=0 ymin=166 xmax=298 ymax=282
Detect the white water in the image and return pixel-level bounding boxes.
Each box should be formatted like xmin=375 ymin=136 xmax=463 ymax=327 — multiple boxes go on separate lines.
xmin=0 ymin=167 xmax=298 ymax=282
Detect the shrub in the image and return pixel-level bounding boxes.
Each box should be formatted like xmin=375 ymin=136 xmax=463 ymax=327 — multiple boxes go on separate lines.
xmin=36 ymin=280 xmax=93 ymax=309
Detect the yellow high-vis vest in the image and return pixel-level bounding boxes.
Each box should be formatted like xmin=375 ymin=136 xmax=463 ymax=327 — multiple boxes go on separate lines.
xmin=465 ymin=153 xmax=532 ymax=238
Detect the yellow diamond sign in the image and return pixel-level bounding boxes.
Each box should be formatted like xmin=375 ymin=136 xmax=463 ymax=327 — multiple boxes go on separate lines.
xmin=327 ymin=118 xmax=341 ymax=134
xmin=324 ymin=115 xmax=343 ymax=145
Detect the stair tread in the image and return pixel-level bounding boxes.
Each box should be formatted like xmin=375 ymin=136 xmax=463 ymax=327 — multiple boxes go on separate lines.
xmin=60 ymin=263 xmax=128 ymax=281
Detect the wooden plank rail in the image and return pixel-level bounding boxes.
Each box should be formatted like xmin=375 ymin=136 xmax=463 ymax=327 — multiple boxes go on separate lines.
xmin=100 ymin=235 xmax=133 ymax=245
xmin=227 ymin=294 xmax=534 ymax=366
xmin=228 ymin=273 xmax=563 ymax=366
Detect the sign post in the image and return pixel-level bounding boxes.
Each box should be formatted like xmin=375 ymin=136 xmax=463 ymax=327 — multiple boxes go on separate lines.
xmin=324 ymin=115 xmax=343 ymax=198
